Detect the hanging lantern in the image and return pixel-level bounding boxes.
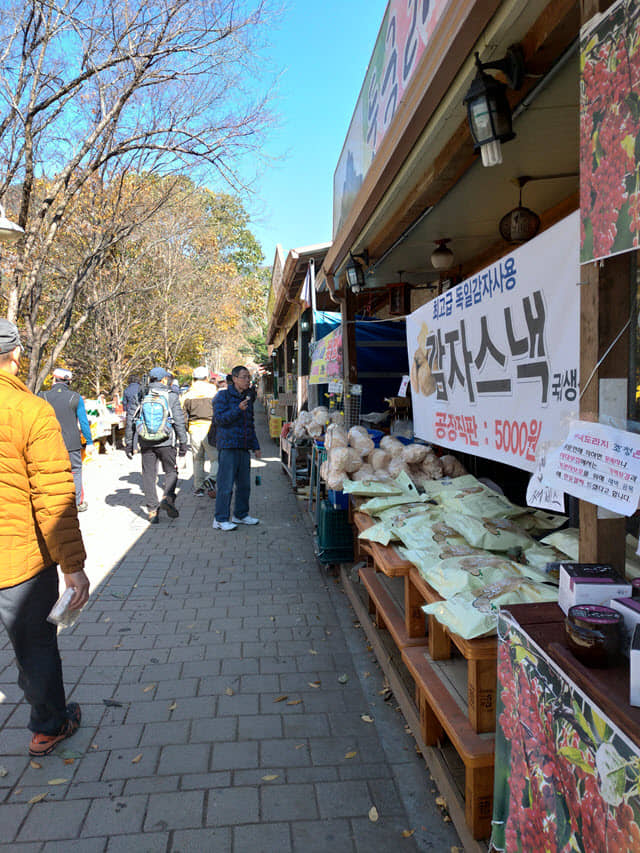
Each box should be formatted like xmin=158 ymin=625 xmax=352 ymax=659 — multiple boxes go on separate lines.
xmin=431 ymin=238 xmax=454 ymax=270
xmin=499 ymin=179 xmax=540 ymax=243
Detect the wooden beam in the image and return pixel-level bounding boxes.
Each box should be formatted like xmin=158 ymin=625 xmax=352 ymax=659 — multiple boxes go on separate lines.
xmin=578 ymin=0 xmax=628 ymax=573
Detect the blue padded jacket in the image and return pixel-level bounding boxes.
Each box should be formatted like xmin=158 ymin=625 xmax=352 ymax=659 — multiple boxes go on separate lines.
xmin=213 ymin=386 xmax=260 ymax=451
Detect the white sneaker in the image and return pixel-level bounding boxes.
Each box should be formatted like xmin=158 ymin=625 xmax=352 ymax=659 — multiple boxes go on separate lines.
xmin=231 ymin=515 xmax=260 ymax=525
xmin=212 ymin=520 xmax=237 ymax=531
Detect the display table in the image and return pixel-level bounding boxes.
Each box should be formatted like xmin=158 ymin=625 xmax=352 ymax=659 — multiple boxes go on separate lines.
xmin=279 ymin=435 xmax=309 ymax=488
xmin=492 ymin=604 xmax=640 ymax=852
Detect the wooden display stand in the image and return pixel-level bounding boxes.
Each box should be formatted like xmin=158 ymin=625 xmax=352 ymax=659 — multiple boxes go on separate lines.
xmin=352 ymin=500 xmax=499 ymax=841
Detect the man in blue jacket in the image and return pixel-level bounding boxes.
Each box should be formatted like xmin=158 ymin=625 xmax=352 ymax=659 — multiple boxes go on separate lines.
xmin=212 ymin=365 xmax=261 ymax=531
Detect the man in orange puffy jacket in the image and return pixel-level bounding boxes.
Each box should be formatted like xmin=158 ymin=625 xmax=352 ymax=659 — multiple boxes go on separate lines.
xmin=0 ymin=319 xmax=90 ymax=756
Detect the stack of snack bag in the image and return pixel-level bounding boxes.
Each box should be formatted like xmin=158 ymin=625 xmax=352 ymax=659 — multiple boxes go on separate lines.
xmin=356 ymin=472 xmax=572 ymax=639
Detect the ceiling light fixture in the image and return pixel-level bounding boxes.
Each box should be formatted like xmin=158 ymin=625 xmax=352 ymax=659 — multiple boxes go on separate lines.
xmin=430 ymin=239 xmax=454 ymax=270
xmin=499 ymin=177 xmax=540 ymax=243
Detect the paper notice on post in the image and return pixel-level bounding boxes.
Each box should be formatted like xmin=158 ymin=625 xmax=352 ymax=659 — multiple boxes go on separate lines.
xmin=526 ymin=463 xmax=565 ymax=512
xmin=536 ymin=420 xmax=640 ymax=516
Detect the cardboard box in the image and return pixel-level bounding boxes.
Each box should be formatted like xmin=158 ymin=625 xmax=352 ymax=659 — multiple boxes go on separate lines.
xmin=610 ymin=597 xmax=640 ymax=656
xmin=631 ymin=624 xmax=640 ymax=707
xmin=558 ymin=563 xmax=631 ymax=614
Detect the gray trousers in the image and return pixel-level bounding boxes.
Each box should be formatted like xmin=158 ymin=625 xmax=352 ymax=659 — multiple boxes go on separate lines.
xmin=0 ymin=565 xmax=67 ymax=733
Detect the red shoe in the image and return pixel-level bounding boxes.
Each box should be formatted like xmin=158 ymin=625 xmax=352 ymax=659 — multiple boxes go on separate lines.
xmin=29 ymin=703 xmax=81 ymax=756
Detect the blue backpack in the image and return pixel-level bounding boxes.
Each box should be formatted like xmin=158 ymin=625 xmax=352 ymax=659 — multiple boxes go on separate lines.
xmin=135 ymin=386 xmax=172 ymax=441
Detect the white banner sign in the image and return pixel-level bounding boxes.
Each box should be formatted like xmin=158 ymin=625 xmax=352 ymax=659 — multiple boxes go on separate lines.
xmin=406 ymin=212 xmax=580 ymax=472
xmin=537 ymin=420 xmax=640 ymax=515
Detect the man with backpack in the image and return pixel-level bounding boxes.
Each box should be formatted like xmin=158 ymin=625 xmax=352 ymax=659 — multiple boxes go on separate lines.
xmin=124 ymin=367 xmax=188 ymax=524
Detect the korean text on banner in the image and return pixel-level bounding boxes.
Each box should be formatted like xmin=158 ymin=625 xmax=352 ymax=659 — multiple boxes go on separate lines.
xmin=309 ymin=327 xmax=343 ymax=385
xmin=536 ymin=420 xmax=640 ymax=516
xmin=406 ymin=212 xmax=580 ymax=472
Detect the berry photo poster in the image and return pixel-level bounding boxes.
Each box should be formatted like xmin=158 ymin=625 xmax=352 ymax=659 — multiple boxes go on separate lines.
xmin=580 ymin=0 xmax=640 ymax=263
xmin=491 ymin=611 xmax=640 ymax=852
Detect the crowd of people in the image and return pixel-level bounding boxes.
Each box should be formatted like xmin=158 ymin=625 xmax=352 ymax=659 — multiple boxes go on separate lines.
xmin=0 ymin=318 xmax=261 ymax=759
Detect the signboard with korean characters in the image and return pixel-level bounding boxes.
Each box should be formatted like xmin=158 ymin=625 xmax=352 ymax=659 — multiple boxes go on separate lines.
xmin=406 ymin=212 xmax=580 ymax=472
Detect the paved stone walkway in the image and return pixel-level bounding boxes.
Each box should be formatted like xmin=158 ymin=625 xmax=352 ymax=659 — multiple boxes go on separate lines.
xmin=0 ymin=409 xmax=460 ymax=852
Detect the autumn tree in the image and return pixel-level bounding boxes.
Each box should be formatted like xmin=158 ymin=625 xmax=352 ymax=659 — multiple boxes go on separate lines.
xmin=0 ymin=0 xmax=274 ymax=389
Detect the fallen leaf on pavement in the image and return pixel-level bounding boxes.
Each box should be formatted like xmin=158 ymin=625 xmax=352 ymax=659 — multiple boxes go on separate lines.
xmin=29 ymin=761 xmax=41 ymax=770
xmin=363 ymin=672 xmax=371 ymax=678
xmin=131 ymin=754 xmax=143 ymax=764
xmin=309 ymin=649 xmax=318 ymax=655
xmin=28 ymin=792 xmax=48 ymax=804
xmin=63 ymin=758 xmax=75 ymax=765
xmin=168 ymin=702 xmax=177 ymax=711
xmin=368 ymin=806 xmax=379 ymax=822
xmin=102 ymin=699 xmax=123 ymax=708
xmin=90 ymin=743 xmax=99 ymax=750
xmin=402 ymin=829 xmax=415 ymax=838
xmin=143 ymin=684 xmax=155 ymax=693
xmin=287 ymin=699 xmax=302 ymax=706
xmin=47 ymin=778 xmax=67 ymax=785
xmin=307 ymin=681 xmax=321 ymax=689
xmin=435 ymin=796 xmax=447 ymax=808
xmin=261 ymin=774 xmax=279 ymax=781
xmin=344 ymin=751 xmax=357 ymax=759
xmin=337 ymin=674 xmax=349 ymax=684
xmin=295 ymin=744 xmax=305 ymax=750
xmin=273 ymin=695 xmax=288 ymax=703
xmin=361 ymin=715 xmax=374 ymax=723
xmin=224 ymin=687 xmax=234 ymax=696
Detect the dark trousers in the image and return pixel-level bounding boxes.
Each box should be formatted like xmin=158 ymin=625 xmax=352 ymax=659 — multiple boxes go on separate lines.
xmin=0 ymin=565 xmax=67 ymax=734
xmin=140 ymin=443 xmax=178 ymax=511
xmin=215 ymin=448 xmax=251 ymax=522
xmin=68 ymin=448 xmax=83 ymax=506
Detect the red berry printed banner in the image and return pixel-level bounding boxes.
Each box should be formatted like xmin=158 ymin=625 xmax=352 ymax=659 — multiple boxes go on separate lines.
xmin=580 ymin=0 xmax=640 ymax=263
xmin=491 ymin=612 xmax=640 ymax=852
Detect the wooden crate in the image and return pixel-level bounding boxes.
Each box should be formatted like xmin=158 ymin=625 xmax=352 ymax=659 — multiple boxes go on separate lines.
xmin=403 ymin=645 xmax=495 ymax=840
xmin=359 ymin=565 xmax=427 ymax=650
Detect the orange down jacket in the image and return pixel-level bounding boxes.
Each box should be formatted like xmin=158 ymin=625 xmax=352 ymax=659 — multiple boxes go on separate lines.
xmin=0 ymin=370 xmax=86 ymax=588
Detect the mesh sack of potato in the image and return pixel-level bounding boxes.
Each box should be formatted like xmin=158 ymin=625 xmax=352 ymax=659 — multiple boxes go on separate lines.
xmin=329 ymin=410 xmax=345 ymax=425
xmin=311 ymin=406 xmax=330 ymax=425
xmin=421 ymin=453 xmax=444 ymax=479
xmin=325 ymin=423 xmax=348 ymax=450
xmin=344 ymin=447 xmax=364 ymax=473
xmin=379 ymin=435 xmax=405 ymax=457
xmin=348 ymin=426 xmax=375 ymax=456
xmin=368 ymin=449 xmax=391 ymax=471
xmin=388 ymin=457 xmax=409 ymax=478
xmin=307 ymin=421 xmax=323 ymax=438
xmin=326 ymin=470 xmax=346 ymax=490
xmin=350 ymin=464 xmax=375 ymax=481
xmin=440 ymin=454 xmax=467 ymax=478
xmin=327 ymin=446 xmax=350 ymax=472
xmin=298 ymin=411 xmax=313 ymax=426
xmin=401 ymin=443 xmax=429 ymax=465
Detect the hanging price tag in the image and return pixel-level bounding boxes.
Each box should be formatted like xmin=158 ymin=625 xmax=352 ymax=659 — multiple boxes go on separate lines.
xmin=398 ymin=375 xmax=410 ymax=397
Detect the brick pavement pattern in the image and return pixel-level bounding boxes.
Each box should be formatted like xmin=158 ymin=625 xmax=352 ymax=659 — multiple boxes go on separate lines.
xmin=0 ymin=409 xmax=460 ymax=852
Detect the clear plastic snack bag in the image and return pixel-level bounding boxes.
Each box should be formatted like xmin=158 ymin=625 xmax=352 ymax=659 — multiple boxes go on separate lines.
xmin=47 ymin=587 xmax=83 ymax=629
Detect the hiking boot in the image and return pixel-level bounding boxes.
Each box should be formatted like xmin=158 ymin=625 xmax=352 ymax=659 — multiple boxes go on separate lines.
xmin=232 ymin=515 xmax=260 ymax=525
xmin=160 ymin=497 xmax=179 ymax=518
xmin=148 ymin=509 xmax=160 ymax=524
xmin=77 ymin=501 xmax=88 ymax=512
xmin=212 ymin=520 xmax=237 ymax=531
xmin=29 ymin=703 xmax=81 ymax=757
xmin=194 ymin=488 xmax=205 ymax=497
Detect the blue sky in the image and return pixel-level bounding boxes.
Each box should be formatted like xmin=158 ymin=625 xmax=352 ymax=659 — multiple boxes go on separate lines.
xmin=245 ymin=1 xmax=389 ymax=266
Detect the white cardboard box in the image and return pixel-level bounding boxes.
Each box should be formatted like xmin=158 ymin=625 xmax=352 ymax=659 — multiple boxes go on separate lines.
xmin=558 ymin=563 xmax=631 ymax=615
xmin=610 ymin=597 xmax=640 ymax=656
xmin=630 ymin=624 xmax=640 ymax=707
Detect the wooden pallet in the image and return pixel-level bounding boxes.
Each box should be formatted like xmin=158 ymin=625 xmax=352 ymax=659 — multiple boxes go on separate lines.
xmin=409 ymin=568 xmax=497 ymax=734
xmin=403 ymin=645 xmax=495 ymax=840
xmin=358 ymin=528 xmax=498 ymax=733
xmin=358 ymin=565 xmax=427 ymax=649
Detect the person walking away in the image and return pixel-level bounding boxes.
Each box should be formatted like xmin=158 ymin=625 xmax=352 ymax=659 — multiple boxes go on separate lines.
xmin=40 ymin=367 xmax=94 ymax=511
xmin=125 ymin=366 xmax=188 ymax=524
xmin=0 ymin=320 xmax=89 ymax=756
xmin=182 ymin=366 xmax=218 ymax=497
xmin=123 ymin=375 xmax=143 ymax=453
xmin=212 ymin=365 xmax=261 ymax=531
